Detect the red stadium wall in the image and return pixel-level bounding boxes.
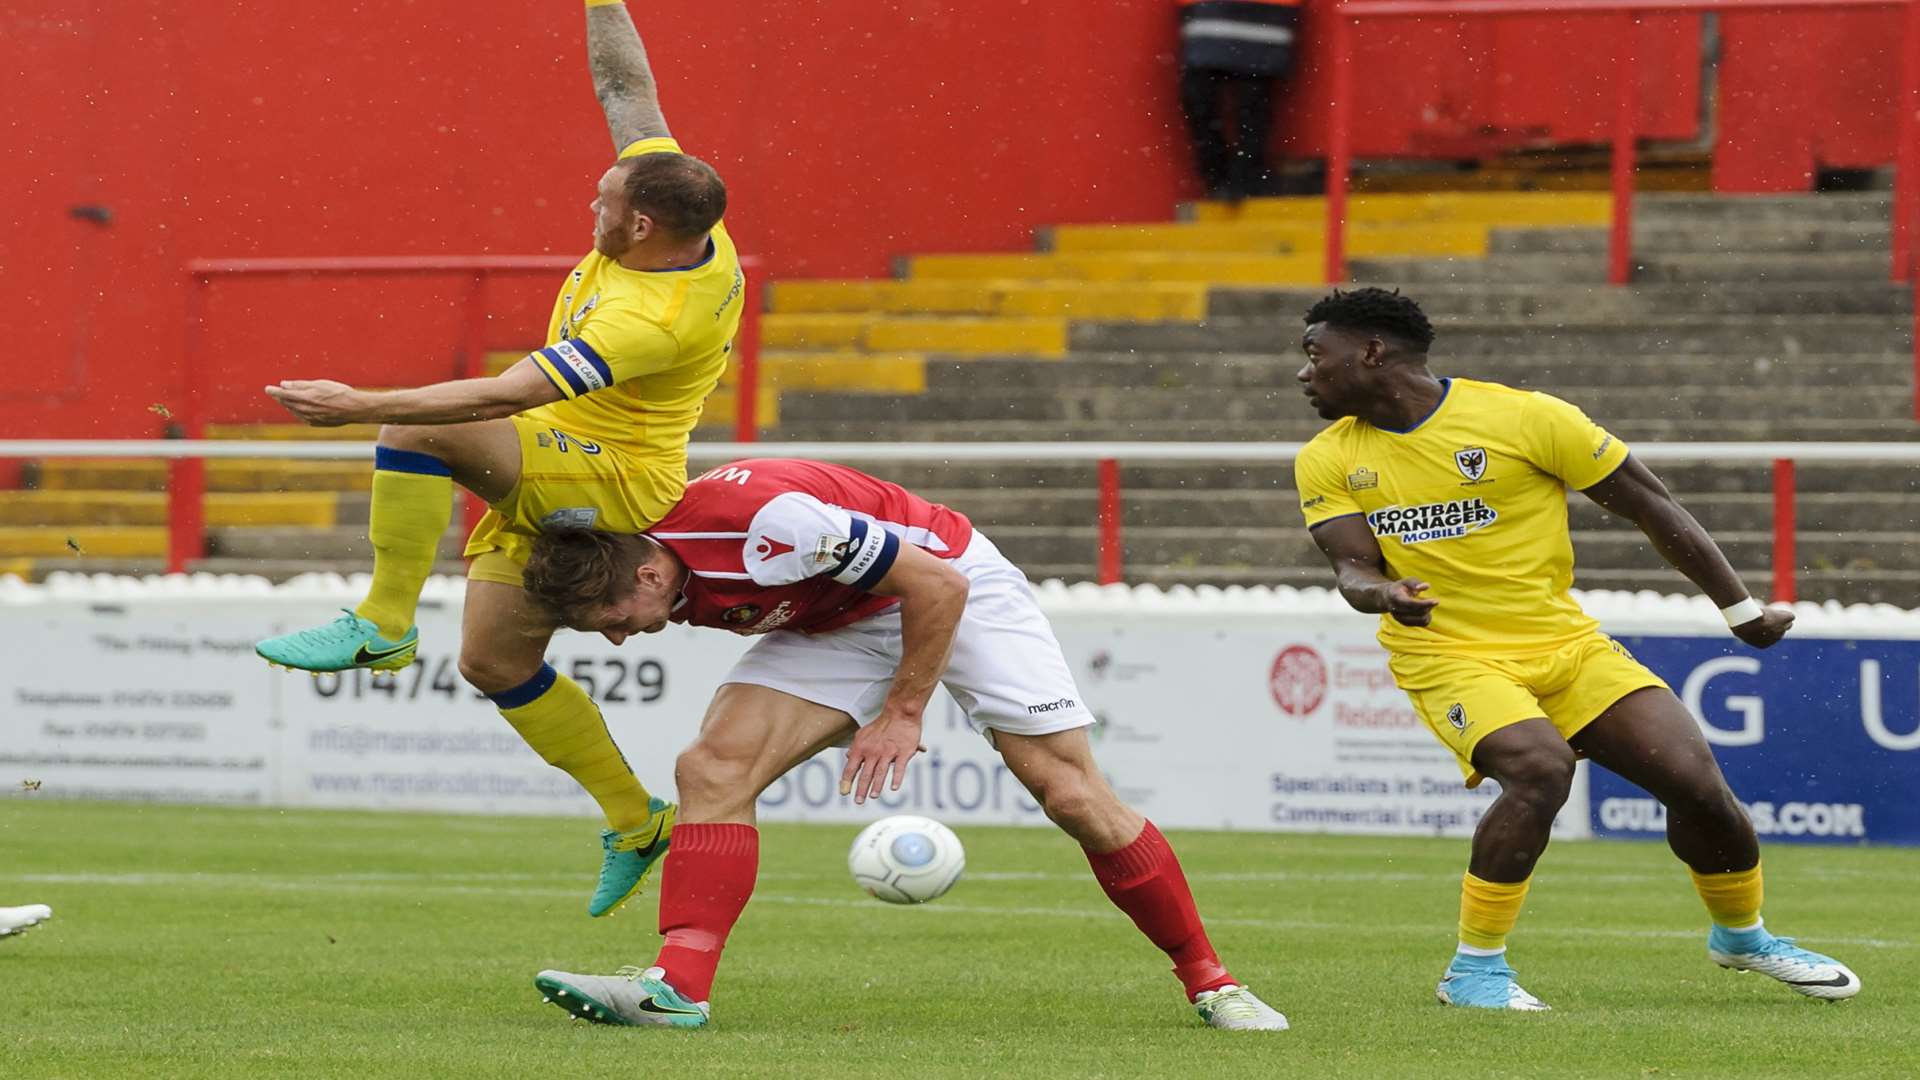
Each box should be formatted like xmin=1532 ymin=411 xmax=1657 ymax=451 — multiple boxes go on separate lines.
xmin=0 ymin=1 xmax=1904 ymax=446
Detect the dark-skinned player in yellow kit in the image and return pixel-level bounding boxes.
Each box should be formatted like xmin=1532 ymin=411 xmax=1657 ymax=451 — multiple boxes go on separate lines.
xmin=1292 ymin=287 xmax=1859 ymax=1011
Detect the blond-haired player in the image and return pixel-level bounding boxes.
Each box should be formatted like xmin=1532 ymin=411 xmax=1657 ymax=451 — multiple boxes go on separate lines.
xmin=1293 ymin=287 xmax=1858 ymax=1011
xmin=256 ymin=0 xmax=742 ymax=917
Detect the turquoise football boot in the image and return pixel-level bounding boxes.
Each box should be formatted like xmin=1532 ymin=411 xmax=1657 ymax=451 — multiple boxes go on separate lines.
xmin=589 ymin=798 xmax=677 ymax=917
xmin=1709 ymin=924 xmax=1860 ymax=1000
xmin=1435 ymin=952 xmax=1550 ymax=1011
xmin=256 ymin=610 xmax=418 ymax=673
xmin=534 ymin=965 xmax=709 ymax=1028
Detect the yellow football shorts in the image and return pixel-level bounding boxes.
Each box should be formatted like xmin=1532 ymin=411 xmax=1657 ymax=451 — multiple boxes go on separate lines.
xmin=463 ymin=414 xmax=685 ymax=588
xmin=1388 ymin=632 xmax=1669 ymax=787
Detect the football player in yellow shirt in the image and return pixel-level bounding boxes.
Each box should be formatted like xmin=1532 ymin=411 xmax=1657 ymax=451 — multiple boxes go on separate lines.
xmin=255 ymin=0 xmax=742 ymax=918
xmin=1293 ymin=288 xmax=1859 ymax=1010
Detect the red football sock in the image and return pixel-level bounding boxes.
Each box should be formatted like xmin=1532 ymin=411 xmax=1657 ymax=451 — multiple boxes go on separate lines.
xmin=652 ymin=823 xmax=759 ymax=1003
xmin=1085 ymin=820 xmax=1234 ymax=999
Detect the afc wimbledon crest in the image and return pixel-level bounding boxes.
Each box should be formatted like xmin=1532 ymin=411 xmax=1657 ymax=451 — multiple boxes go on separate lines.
xmin=1454 ymin=447 xmax=1488 ymax=482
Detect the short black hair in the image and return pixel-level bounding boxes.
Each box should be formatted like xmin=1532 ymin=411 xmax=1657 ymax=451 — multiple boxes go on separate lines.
xmin=1304 ymin=287 xmax=1435 ymax=352
xmin=621 ymin=152 xmax=727 ymax=239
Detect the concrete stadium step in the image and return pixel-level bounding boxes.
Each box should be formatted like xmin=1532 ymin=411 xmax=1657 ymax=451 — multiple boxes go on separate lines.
xmin=917 ymin=352 xmax=1908 ymax=392
xmin=1207 ymin=282 xmax=1913 ymax=320
xmin=1572 ymin=530 xmax=1915 ymax=573
xmin=204 ymin=526 xmax=467 ymax=561
xmin=767 ymin=280 xmax=1209 ymax=322
xmin=903 ymin=252 xmax=1320 ymax=285
xmin=1180 ymin=191 xmax=1615 ymax=227
xmin=1350 ymin=251 xmax=1895 ymax=285
xmin=763 ymin=314 xmax=1070 ymax=355
xmin=1068 ymin=315 xmax=1912 ymax=355
xmin=1635 ymin=192 xmax=1892 ymax=224
xmin=0 ymin=491 xmax=341 ymax=528
xmin=775 ymin=384 xmax=1915 ymax=425
xmin=25 ymin=460 xmax=372 ymax=493
xmin=915 ymin=488 xmax=1296 ymax=530
xmin=761 ymin=414 xmax=1920 ymax=443
xmin=1037 ymin=220 xmax=1489 ymax=258
xmin=1649 ymin=460 xmax=1920 ymax=494
xmin=1568 ymin=492 xmax=1920 ymax=534
xmin=1489 ymin=224 xmax=1891 ymax=256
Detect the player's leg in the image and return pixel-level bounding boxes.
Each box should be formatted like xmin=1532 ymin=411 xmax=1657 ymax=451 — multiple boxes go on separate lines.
xmin=1393 ymin=651 xmax=1565 ymax=1010
xmin=536 ymin=683 xmax=855 ymax=1027
xmin=991 ymin=726 xmax=1287 ymax=1031
xmin=1570 ymin=685 xmax=1860 ymax=999
xmin=931 ymin=533 xmax=1284 ymax=1028
xmin=459 ymin=570 xmax=671 ymax=917
xmin=254 ymin=418 xmax=522 ymax=672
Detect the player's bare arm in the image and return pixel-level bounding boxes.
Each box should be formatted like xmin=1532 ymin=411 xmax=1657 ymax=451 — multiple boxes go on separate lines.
xmin=264 ymin=358 xmax=562 ymax=427
xmin=586 ymin=1 xmax=670 ymax=151
xmin=1580 ymin=455 xmax=1793 ymax=648
xmin=1307 ymin=515 xmax=1439 ymax=627
xmin=839 ymin=544 xmax=970 ymax=804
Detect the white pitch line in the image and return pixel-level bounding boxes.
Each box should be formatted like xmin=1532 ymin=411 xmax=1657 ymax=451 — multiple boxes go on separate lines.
xmin=6 ymin=870 xmax=1912 ymax=951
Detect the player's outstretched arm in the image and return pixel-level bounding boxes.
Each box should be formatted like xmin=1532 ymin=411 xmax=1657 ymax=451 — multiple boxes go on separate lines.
xmin=1307 ymin=515 xmax=1439 ymax=627
xmin=264 ymin=358 xmax=562 ymax=427
xmin=1581 ymin=455 xmax=1793 ymax=648
xmin=585 ymin=0 xmax=671 ymax=151
xmin=839 ymin=545 xmax=969 ymax=804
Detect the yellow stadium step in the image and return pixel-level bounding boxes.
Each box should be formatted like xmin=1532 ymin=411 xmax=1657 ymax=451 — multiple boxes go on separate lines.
xmin=761 ymin=315 xmax=874 ymax=351
xmin=0 ymin=526 xmax=166 ymax=558
xmin=0 ymin=491 xmax=339 ymax=529
xmin=0 ymin=556 xmax=31 ymax=579
xmin=905 ymin=252 xmax=1320 ymax=285
xmin=30 ymin=460 xmax=371 ymax=493
xmin=722 ymin=353 xmax=928 ymax=395
xmin=697 ymin=385 xmax=781 ymax=429
xmin=762 ymin=315 xmax=1068 ymax=356
xmin=205 ymin=423 xmax=381 ymax=442
xmin=1186 ymin=191 xmax=1614 ymax=227
xmin=767 ymin=280 xmax=1207 ymax=322
xmin=1042 ymin=220 xmax=1489 ymax=258
xmin=485 ymin=350 xmax=527 ymax=377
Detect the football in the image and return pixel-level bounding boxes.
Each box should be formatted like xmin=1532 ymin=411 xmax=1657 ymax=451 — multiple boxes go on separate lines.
xmin=847 ymin=815 xmax=966 ymax=904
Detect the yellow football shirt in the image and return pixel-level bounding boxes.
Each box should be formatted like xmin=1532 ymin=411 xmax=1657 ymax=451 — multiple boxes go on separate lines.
xmin=525 ymin=137 xmax=744 ymax=467
xmin=1294 ymin=377 xmax=1631 ymax=658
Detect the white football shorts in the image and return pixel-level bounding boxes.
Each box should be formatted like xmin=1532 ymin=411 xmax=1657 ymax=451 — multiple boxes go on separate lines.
xmin=718 ymin=532 xmax=1098 ymax=740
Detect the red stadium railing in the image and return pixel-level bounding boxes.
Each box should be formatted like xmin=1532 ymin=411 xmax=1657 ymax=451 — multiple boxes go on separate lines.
xmin=1321 ymin=0 xmax=1920 ymax=418
xmin=177 ymin=254 xmax=766 ymax=566
xmin=5 ymin=439 xmax=1916 ymax=604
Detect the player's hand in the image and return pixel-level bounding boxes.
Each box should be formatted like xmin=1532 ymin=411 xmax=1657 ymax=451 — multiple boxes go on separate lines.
xmin=840 ymin=708 xmax=926 ymax=805
xmin=1382 ymin=578 xmax=1439 ymax=627
xmin=264 ymin=380 xmax=367 ymax=426
xmin=1731 ymin=606 xmax=1794 ymax=649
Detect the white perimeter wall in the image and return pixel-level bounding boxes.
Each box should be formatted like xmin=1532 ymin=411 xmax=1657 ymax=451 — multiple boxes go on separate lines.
xmin=7 ymin=573 xmax=1920 ymax=839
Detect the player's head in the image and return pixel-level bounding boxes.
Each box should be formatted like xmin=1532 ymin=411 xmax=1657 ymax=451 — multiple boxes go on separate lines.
xmin=592 ymin=153 xmax=727 ymax=258
xmin=524 ymin=529 xmax=687 ymax=643
xmin=1297 ymin=287 xmax=1436 ymax=420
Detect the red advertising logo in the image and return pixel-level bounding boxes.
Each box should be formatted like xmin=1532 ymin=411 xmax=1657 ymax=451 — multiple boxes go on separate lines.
xmin=1269 ymin=645 xmax=1328 ymax=717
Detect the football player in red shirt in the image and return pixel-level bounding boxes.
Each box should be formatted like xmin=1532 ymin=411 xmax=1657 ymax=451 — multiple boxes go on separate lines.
xmin=516 ymin=458 xmax=1289 ymax=1032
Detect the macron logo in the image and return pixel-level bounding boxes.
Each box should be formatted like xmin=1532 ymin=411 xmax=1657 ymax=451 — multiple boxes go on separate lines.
xmin=753 ymin=537 xmax=795 ymax=562
xmin=1026 ymin=698 xmax=1078 ymax=715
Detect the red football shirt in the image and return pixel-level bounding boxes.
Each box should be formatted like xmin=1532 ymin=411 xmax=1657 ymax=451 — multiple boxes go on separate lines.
xmin=648 ymin=459 xmax=974 ymax=635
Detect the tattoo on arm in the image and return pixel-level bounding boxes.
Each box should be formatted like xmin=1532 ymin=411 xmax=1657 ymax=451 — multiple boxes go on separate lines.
xmin=586 ymin=4 xmax=671 ymax=150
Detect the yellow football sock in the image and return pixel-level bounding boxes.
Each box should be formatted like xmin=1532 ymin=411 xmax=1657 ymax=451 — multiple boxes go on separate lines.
xmin=1458 ymin=872 xmax=1532 ymax=951
xmin=354 ymin=448 xmax=455 ymax=639
xmin=1691 ymin=863 xmax=1764 ymax=929
xmin=494 ymin=664 xmax=655 ymax=831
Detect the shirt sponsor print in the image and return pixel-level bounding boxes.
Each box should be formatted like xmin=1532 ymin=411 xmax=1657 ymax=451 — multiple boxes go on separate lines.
xmin=1367 ymin=497 xmax=1498 ymax=545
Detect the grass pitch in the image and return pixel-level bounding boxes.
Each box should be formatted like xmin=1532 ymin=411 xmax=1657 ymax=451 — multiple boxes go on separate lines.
xmin=1 ymin=800 xmax=1913 ymax=1079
